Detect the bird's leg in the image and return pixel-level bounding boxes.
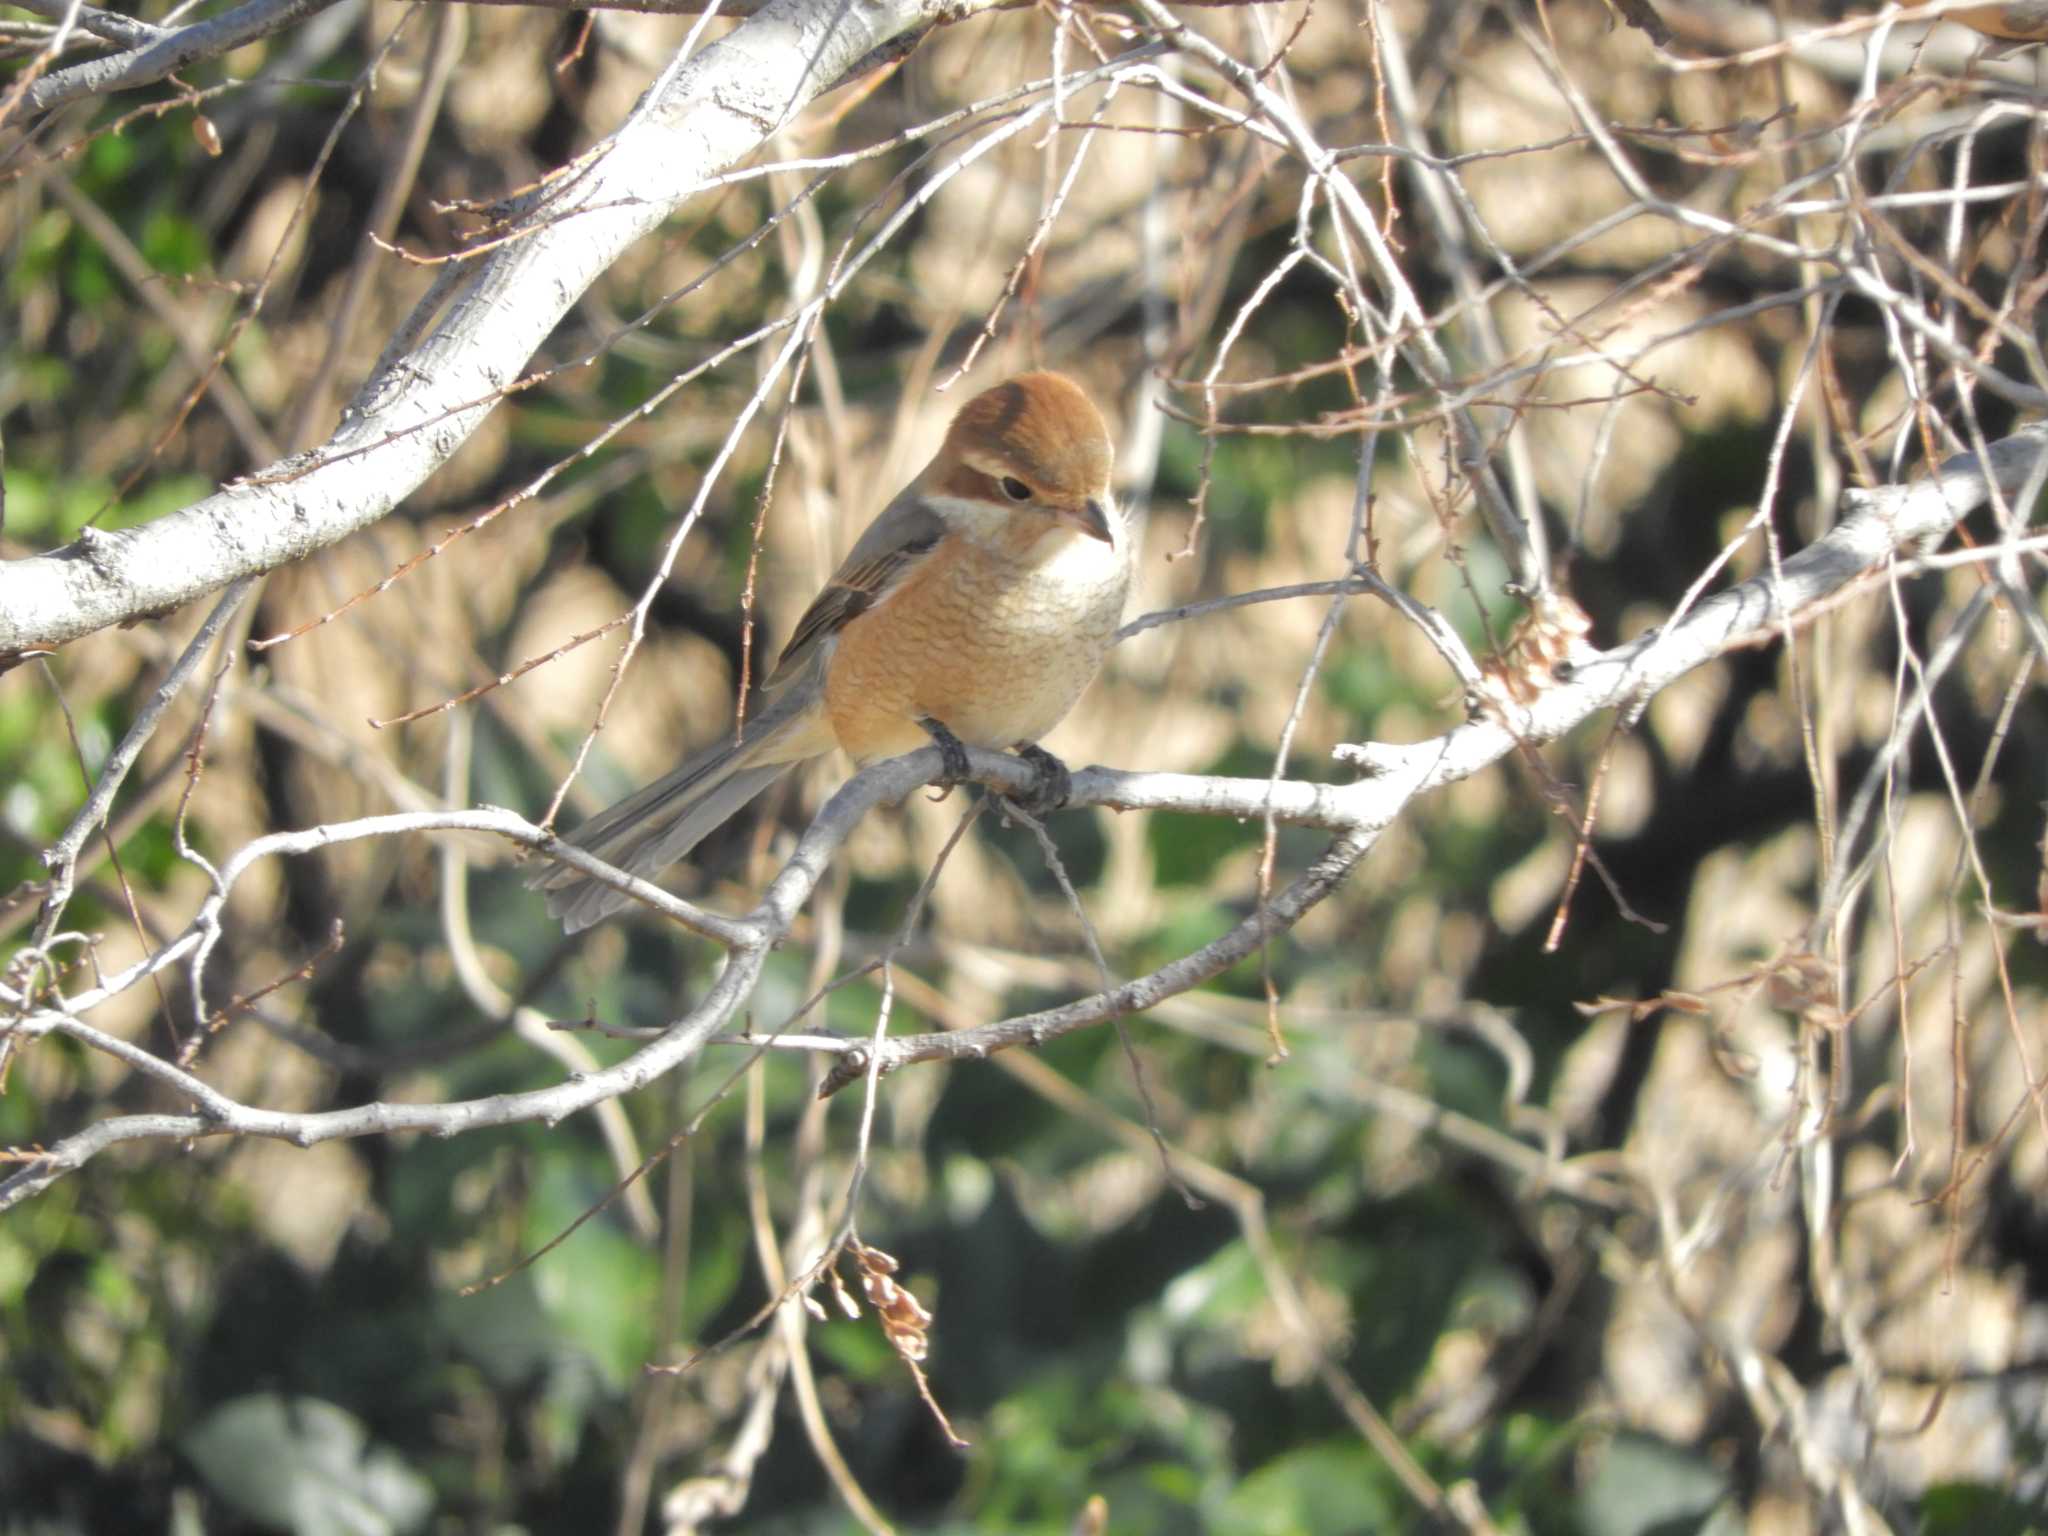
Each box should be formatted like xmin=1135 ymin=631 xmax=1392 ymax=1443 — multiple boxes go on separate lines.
xmin=1011 ymin=743 xmax=1072 ymax=814
xmin=917 ymin=717 xmax=973 ymax=801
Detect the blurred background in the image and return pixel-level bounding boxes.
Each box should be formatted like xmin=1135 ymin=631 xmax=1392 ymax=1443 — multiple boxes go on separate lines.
xmin=5 ymin=0 xmax=2048 ymax=1530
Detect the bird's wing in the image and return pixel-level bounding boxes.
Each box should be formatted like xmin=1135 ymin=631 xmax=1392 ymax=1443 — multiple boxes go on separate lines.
xmin=765 ymin=490 xmax=944 ymax=690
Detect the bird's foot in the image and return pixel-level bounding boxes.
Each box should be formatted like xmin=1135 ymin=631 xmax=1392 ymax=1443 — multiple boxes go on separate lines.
xmin=918 ymin=718 xmax=972 ymax=801
xmin=1009 ymin=743 xmax=1072 ymax=815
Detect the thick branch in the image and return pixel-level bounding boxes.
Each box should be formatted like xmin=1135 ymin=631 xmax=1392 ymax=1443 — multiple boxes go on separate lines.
xmin=6 ymin=0 xmax=170 ymax=50
xmin=16 ymin=0 xmax=345 ymax=116
xmin=0 ymin=0 xmax=997 ymax=656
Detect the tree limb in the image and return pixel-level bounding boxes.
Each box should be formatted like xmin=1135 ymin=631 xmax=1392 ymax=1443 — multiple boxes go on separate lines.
xmin=14 ymin=0 xmax=346 ymax=117
xmin=0 ymin=0 xmax=1002 ymax=658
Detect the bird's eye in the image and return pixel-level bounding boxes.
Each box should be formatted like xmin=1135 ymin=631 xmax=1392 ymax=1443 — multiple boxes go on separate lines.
xmin=999 ymin=476 xmax=1033 ymax=502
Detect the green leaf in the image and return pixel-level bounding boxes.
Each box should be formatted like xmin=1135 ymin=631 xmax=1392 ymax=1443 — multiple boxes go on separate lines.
xmin=181 ymin=1394 xmax=433 ymax=1536
xmin=1215 ymin=1441 xmax=1400 ymax=1535
xmin=140 ymin=208 xmax=210 ymax=277
xmin=436 ymin=1272 xmax=557 ymax=1390
xmin=1918 ymin=1483 xmax=2048 ymax=1536
xmin=1575 ymin=1432 xmax=1726 ymax=1536
xmin=84 ymin=131 xmax=136 ymax=181
xmin=524 ymin=1159 xmax=659 ymax=1388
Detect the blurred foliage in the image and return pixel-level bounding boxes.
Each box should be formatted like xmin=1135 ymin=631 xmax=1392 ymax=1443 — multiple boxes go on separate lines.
xmin=7 ymin=0 xmax=2048 ymax=1532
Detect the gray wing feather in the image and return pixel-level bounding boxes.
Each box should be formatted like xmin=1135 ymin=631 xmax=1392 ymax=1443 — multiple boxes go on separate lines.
xmin=540 ymin=760 xmax=793 ymax=933
xmin=767 ymin=490 xmax=944 ymax=689
xmin=531 ymin=680 xmax=817 ymax=933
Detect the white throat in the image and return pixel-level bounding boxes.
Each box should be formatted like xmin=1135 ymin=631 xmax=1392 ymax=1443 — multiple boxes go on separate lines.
xmin=930 ymin=493 xmax=1123 ymax=562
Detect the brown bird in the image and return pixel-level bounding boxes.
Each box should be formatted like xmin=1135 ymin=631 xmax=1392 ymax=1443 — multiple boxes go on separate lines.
xmin=1945 ymin=1 xmax=2048 ymax=39
xmin=533 ymin=372 xmax=1132 ymax=933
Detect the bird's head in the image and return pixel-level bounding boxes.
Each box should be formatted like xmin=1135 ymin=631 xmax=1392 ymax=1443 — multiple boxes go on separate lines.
xmin=930 ymin=372 xmax=1117 ymax=544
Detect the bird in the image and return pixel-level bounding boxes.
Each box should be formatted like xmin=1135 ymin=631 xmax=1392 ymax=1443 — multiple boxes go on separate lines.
xmin=531 ymin=371 xmax=1133 ymax=933
xmin=1944 ymin=1 xmax=2048 ymax=39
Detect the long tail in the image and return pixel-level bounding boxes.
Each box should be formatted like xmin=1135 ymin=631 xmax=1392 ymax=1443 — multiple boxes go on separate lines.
xmin=532 ymin=688 xmax=818 ymax=933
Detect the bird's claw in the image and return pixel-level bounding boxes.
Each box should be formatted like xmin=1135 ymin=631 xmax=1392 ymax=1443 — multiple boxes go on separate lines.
xmin=1010 ymin=743 xmax=1072 ymax=815
xmin=919 ymin=718 xmax=972 ymax=801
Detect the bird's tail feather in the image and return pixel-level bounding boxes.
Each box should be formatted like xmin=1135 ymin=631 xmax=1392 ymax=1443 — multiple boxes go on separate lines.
xmin=532 ymin=693 xmax=813 ymax=933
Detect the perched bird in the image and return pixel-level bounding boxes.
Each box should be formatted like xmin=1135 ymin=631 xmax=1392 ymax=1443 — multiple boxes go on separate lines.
xmin=533 ymin=371 xmax=1132 ymax=933
xmin=1945 ymin=1 xmax=2048 ymax=39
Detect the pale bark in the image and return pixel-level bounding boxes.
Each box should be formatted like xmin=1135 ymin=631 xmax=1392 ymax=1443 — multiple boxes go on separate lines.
xmin=0 ymin=0 xmax=995 ymax=657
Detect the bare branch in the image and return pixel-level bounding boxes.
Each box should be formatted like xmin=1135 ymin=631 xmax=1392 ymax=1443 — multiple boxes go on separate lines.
xmin=0 ymin=0 xmax=1007 ymax=656
xmin=4 ymin=0 xmax=169 ymax=52
xmin=29 ymin=576 xmax=257 ymax=949
xmin=16 ymin=0 xmax=346 ymax=117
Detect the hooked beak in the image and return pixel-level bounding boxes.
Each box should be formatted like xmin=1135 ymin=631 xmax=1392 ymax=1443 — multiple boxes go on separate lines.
xmin=1064 ymin=496 xmax=1115 ymax=543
